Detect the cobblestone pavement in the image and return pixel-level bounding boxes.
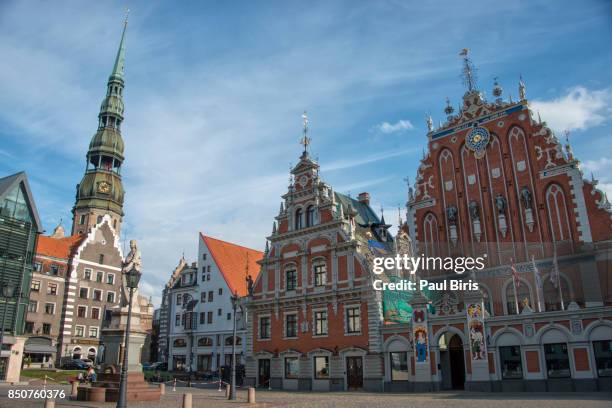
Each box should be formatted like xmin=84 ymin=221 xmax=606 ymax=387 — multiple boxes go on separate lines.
xmin=0 ymin=384 xmax=611 ymax=408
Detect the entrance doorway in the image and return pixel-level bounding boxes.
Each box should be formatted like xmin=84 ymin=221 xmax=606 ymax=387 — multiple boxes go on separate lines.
xmin=346 ymin=356 xmax=363 ymax=390
xmin=258 ymin=359 xmax=270 ymax=387
xmin=438 ymin=333 xmax=466 ymax=390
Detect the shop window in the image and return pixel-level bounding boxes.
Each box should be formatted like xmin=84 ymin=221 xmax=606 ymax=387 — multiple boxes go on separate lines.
xmin=499 ymin=346 xmax=523 ymax=379
xmin=390 ymin=352 xmax=409 ymax=380
xmin=544 ymin=343 xmax=571 ymax=378
xmin=593 ymin=340 xmax=612 ymax=377
xmin=314 ymin=356 xmax=329 ymax=379
xmin=285 ymin=357 xmax=299 ymax=379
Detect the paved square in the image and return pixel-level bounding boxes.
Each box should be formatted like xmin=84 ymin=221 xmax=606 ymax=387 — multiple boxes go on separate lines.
xmin=0 ymin=384 xmax=611 ymax=408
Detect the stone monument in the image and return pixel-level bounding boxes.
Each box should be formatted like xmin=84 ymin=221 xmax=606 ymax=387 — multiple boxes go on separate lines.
xmin=78 ymin=240 xmax=161 ymax=402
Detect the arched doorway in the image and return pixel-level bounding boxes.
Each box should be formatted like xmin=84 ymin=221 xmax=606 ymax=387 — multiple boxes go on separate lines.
xmin=438 ymin=333 xmax=466 ymax=390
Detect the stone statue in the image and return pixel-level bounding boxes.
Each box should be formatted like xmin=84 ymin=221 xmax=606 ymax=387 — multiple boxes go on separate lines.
xmin=468 ymin=201 xmax=480 ymax=220
xmin=446 ymin=205 xmax=458 ymax=224
xmin=246 ymin=274 xmax=254 ymax=296
xmin=120 ymin=239 xmax=142 ymax=308
xmin=520 ymin=187 xmax=532 ymax=209
xmin=518 ymin=76 xmax=526 ymax=101
xmin=495 ymin=194 xmax=507 ymax=215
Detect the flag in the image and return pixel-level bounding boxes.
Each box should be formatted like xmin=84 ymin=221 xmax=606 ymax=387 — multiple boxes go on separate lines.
xmin=510 ymin=258 xmax=521 ymax=288
xmin=550 ymin=248 xmax=560 ymax=289
xmin=531 ymin=255 xmax=542 ymax=289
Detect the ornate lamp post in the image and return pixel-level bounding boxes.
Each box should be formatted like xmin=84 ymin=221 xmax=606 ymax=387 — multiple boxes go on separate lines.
xmin=0 ymin=282 xmax=17 ymax=351
xmin=229 ymin=291 xmax=239 ymax=400
xmin=116 ymin=267 xmax=141 ymax=408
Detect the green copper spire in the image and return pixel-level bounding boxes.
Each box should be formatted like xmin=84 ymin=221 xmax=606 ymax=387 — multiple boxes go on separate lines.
xmin=71 ymin=15 xmax=129 ymax=236
xmin=110 ymin=11 xmax=128 ymax=81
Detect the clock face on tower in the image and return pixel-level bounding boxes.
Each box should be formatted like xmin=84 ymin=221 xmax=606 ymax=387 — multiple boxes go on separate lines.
xmin=298 ymin=175 xmax=308 ymax=187
xmin=97 ymin=181 xmax=111 ymax=194
xmin=465 ymin=126 xmax=490 ymax=159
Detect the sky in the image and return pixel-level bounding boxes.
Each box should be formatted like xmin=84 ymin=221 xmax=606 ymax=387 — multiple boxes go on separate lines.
xmin=1 ymin=0 xmax=611 ymax=306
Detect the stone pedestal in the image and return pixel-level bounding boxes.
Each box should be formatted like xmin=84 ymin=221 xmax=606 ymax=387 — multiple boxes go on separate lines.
xmin=77 ymin=307 xmax=160 ymax=402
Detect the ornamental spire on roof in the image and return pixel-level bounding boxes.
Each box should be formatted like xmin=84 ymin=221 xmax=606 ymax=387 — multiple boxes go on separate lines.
xmin=459 ymin=48 xmax=478 ymax=92
xmin=110 ymin=9 xmax=129 ymax=81
xmin=300 ymin=111 xmax=311 ymax=155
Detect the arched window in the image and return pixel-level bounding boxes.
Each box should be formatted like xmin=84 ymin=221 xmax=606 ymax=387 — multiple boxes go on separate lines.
xmin=306 ymin=206 xmax=316 ymax=227
xmin=198 ymin=337 xmax=213 ymax=347
xmin=422 ymin=213 xmax=439 ymax=258
xmin=225 ymin=336 xmax=242 ymax=346
xmin=543 ymin=275 xmax=571 ymax=311
xmin=505 ymin=279 xmax=532 ymax=315
xmin=88 ymin=347 xmax=97 ymax=359
xmin=546 ymin=184 xmax=572 ymax=244
xmin=295 ymin=208 xmax=303 ymax=230
xmin=72 ymin=347 xmax=82 ymax=359
xmin=173 ymin=338 xmax=187 ymax=347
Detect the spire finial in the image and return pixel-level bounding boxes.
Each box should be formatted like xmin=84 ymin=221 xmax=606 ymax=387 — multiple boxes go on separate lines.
xmin=426 ymin=114 xmax=433 ymax=132
xmin=459 ymin=48 xmax=477 ymax=92
xmin=519 ymin=74 xmax=526 ymax=101
xmin=110 ymin=11 xmax=128 ymax=81
xmin=300 ymin=111 xmax=311 ymax=154
xmin=493 ymin=76 xmax=503 ymax=101
xmin=444 ymin=97 xmax=454 ymax=117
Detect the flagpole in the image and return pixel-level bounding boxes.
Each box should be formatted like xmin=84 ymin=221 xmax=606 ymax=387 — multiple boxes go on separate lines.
xmin=511 ymin=258 xmax=520 ymax=314
xmin=531 ymin=255 xmax=542 ymax=313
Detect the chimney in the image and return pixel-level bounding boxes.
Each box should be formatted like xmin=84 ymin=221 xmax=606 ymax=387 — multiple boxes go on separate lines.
xmin=358 ymin=192 xmax=370 ymax=205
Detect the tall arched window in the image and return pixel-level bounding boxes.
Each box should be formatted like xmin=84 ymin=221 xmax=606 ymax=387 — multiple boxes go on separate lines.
xmin=545 ymin=184 xmax=572 ymax=244
xmin=505 ymin=279 xmax=532 ymax=315
xmin=422 ymin=213 xmax=439 ymax=258
xmin=306 ymin=206 xmax=315 ymax=227
xmin=295 ymin=208 xmax=303 ymax=230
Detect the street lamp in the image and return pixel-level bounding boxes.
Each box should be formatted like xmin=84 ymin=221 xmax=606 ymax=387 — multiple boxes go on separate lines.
xmin=229 ymin=291 xmax=239 ymax=400
xmin=116 ymin=267 xmax=141 ymax=408
xmin=0 ymin=282 xmax=17 ymax=352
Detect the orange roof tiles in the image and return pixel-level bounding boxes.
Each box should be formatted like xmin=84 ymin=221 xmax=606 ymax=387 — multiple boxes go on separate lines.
xmin=36 ymin=234 xmax=84 ymax=260
xmin=201 ymin=234 xmax=263 ymax=297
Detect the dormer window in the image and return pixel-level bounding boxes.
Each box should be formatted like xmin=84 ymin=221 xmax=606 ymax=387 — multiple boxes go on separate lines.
xmin=306 ymin=206 xmax=315 ymax=227
xmin=295 ymin=208 xmax=303 ymax=230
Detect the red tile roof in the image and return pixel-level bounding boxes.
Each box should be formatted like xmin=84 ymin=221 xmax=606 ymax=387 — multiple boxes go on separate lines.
xmin=36 ymin=234 xmax=84 ymax=260
xmin=201 ymin=234 xmax=263 ymax=297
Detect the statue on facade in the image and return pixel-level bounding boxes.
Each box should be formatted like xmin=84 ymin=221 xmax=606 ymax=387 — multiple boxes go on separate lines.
xmin=468 ymin=201 xmax=480 ymax=220
xmin=246 ymin=274 xmax=254 ymax=296
xmin=520 ymin=187 xmax=533 ymax=209
xmin=120 ymin=239 xmax=141 ymax=308
xmin=495 ymin=194 xmax=507 ymax=215
xmin=446 ymin=205 xmax=458 ymax=224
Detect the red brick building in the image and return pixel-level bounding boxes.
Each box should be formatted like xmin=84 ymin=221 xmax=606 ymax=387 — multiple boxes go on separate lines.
xmin=245 ymin=122 xmax=393 ymax=391
xmin=395 ymin=53 xmax=612 ymax=392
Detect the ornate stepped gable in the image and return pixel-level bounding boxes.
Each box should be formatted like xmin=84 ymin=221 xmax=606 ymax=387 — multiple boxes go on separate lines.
xmin=406 ymin=53 xmax=611 ymax=271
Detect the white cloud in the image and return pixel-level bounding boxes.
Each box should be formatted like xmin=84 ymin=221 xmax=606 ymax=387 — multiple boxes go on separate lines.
xmin=375 ymin=119 xmax=414 ymax=134
xmin=531 ymin=87 xmax=611 ymax=133
xmin=581 ymin=157 xmax=612 ymax=197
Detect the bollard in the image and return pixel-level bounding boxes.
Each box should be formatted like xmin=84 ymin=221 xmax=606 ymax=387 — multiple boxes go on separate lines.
xmin=44 ymin=398 xmax=55 ymax=408
xmin=173 ymin=378 xmax=177 ymax=392
xmin=247 ymin=387 xmax=256 ymax=404
xmin=71 ymin=381 xmax=79 ymax=398
xmin=225 ymin=384 xmax=231 ymax=399
xmin=182 ymin=393 xmax=192 ymax=408
xmin=159 ymin=382 xmax=165 ymax=395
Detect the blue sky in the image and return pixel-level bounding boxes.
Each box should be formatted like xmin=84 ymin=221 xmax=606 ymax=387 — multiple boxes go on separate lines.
xmin=1 ymin=0 xmax=610 ymax=305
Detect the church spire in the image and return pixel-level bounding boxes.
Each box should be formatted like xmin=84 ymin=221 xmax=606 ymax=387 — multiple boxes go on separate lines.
xmin=110 ymin=10 xmax=129 ymax=82
xmin=71 ymin=16 xmax=129 ymax=236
